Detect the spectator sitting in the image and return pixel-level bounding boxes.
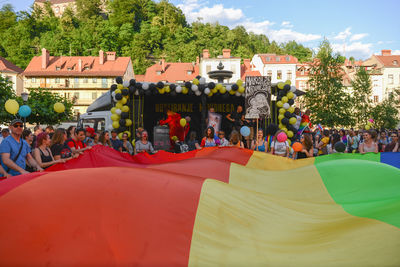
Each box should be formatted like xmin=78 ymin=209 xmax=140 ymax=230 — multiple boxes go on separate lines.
xmin=359 ymin=130 xmax=378 ymax=154
xmin=251 ymin=129 xmax=267 ymax=152
xmin=84 ymin=127 xmax=95 ymax=147
xmin=45 ymin=125 xmax=55 ymax=139
xmin=99 ymin=131 xmax=113 ymax=148
xmin=218 ymin=131 xmax=229 ymax=147
xmin=187 ymin=131 xmax=201 ymax=151
xmin=316 ymin=129 xmax=330 ymax=155
xmin=110 ymin=130 xmax=123 ymax=151
xmin=66 ymin=128 xmax=91 ymax=155
xmin=384 ymin=132 xmax=399 ymax=152
xmin=121 ymin=132 xmax=134 ymax=154
xmin=135 ymin=130 xmax=156 ymax=154
xmin=270 ymin=130 xmax=289 ymax=157
xmin=0 ymin=128 xmax=10 ymax=144
xmin=51 ymin=128 xmax=75 ymax=160
xmin=33 ymin=132 xmax=65 ymax=169
xmin=201 ymin=126 xmax=220 ymax=147
xmin=295 ymin=134 xmax=314 ymax=159
xmin=173 ymin=136 xmax=189 ymax=153
xmin=229 ymin=130 xmax=244 ymax=148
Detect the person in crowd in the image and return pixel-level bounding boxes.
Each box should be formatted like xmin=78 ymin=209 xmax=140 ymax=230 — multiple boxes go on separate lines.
xmin=173 ymin=136 xmax=189 ymax=153
xmin=22 ymin=129 xmax=33 ymax=147
xmin=84 ymin=127 xmax=96 ymax=147
xmin=370 ymin=129 xmax=378 ymax=143
xmin=135 ymin=130 xmax=156 ymax=154
xmin=339 ymin=129 xmax=347 ymax=149
xmin=92 ymin=133 xmax=100 ymax=146
xmin=229 ymin=130 xmax=244 ymax=148
xmin=0 ymin=119 xmax=43 ymax=176
xmin=384 ymin=132 xmax=399 ymax=152
xmin=316 ymin=129 xmax=330 ymax=155
xmin=295 ymin=134 xmax=314 ymax=159
xmin=359 ymin=130 xmax=378 ymax=154
xmin=187 ymin=131 xmax=201 ymax=151
xmin=265 ymin=123 xmax=278 ymax=153
xmin=347 ymin=129 xmax=359 ymax=153
xmin=329 ymin=133 xmax=341 ymax=154
xmin=294 ymin=108 xmax=302 ymax=132
xmin=251 ymin=129 xmax=267 ymax=152
xmin=66 ymin=128 xmax=90 ymax=155
xmin=201 ymin=126 xmax=220 ymax=147
xmin=226 ymin=105 xmax=244 ymax=133
xmin=33 ymin=132 xmax=65 ymax=169
xmin=378 ymin=131 xmax=389 ymax=152
xmin=110 ymin=129 xmax=123 ymax=151
xmin=301 ymin=109 xmax=312 ymax=133
xmin=66 ymin=126 xmax=76 ymax=139
xmin=51 ymin=128 xmax=75 ymax=160
xmin=0 ymin=128 xmax=10 ymax=144
xmin=271 ymin=130 xmax=289 ymax=157
xmin=31 ymin=125 xmax=43 ymax=149
xmin=45 ymin=126 xmax=55 ymax=139
xmin=243 ymin=119 xmax=256 ymax=149
xmin=218 ymin=131 xmax=229 ymax=147
xmin=121 ymin=132 xmax=134 ymax=154
xmin=99 ymin=131 xmax=113 ymax=148
xmin=135 ymin=127 xmax=144 ymax=142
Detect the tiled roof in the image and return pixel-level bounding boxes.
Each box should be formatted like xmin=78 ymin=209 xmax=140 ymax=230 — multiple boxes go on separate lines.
xmin=258 ymin=54 xmax=298 ymax=64
xmin=0 ymin=57 xmax=23 ymax=74
xmin=241 ymin=59 xmax=261 ymax=80
xmin=23 ymin=55 xmax=131 ymax=77
xmin=375 ymin=55 xmax=400 ymax=68
xmin=139 ymin=61 xmax=199 ymax=83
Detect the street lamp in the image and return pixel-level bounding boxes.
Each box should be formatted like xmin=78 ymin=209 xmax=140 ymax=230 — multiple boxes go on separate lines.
xmin=21 ymin=92 xmax=29 ymax=129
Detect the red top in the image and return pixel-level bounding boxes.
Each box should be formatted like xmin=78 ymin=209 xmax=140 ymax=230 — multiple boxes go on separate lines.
xmin=67 ymin=138 xmax=86 ymax=150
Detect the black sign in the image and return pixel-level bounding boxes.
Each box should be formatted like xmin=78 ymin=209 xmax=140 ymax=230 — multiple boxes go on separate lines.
xmin=245 ymin=76 xmax=271 ymax=119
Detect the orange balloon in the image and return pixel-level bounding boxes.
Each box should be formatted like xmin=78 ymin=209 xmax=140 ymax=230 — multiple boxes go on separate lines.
xmin=292 ymin=142 xmax=303 ymax=152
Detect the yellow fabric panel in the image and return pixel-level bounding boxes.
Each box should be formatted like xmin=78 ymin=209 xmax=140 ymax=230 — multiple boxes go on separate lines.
xmin=246 ymin=151 xmax=315 ymax=170
xmin=189 ymin=177 xmax=400 ymax=267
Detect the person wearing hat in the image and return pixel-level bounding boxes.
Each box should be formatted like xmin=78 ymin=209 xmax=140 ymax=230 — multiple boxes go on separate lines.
xmin=0 ymin=119 xmax=43 ymax=176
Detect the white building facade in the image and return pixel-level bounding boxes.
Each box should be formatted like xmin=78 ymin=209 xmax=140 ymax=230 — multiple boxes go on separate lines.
xmin=199 ymin=49 xmax=241 ymax=83
xmin=251 ymin=54 xmax=298 ymax=85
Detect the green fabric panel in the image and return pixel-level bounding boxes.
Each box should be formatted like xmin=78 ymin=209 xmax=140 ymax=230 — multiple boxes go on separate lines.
xmin=316 ymin=159 xmax=400 ymax=228
xmin=315 ymin=152 xmax=381 ymax=164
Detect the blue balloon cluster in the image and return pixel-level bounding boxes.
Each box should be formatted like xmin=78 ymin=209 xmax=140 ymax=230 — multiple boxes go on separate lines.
xmin=18 ymin=105 xmax=31 ymax=118
xmin=240 ymin=126 xmax=250 ymax=137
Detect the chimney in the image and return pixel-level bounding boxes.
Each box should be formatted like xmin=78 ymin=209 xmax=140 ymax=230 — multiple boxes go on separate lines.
xmin=381 ymin=50 xmax=391 ymax=56
xmin=106 ymin=52 xmax=116 ymax=61
xmin=222 ymin=49 xmax=231 ymax=58
xmin=196 ymin=56 xmax=200 ymax=64
xmin=99 ymin=50 xmax=105 ymax=65
xmin=78 ymin=59 xmax=82 ymax=72
xmin=161 ymin=58 xmax=166 ymax=72
xmin=203 ymin=49 xmax=209 ymax=59
xmin=41 ymin=48 xmax=49 ymax=69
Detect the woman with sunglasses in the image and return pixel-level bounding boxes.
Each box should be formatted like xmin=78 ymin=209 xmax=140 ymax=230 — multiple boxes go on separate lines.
xmin=384 ymin=132 xmax=399 ymax=152
xmin=359 ymin=130 xmax=378 ymax=154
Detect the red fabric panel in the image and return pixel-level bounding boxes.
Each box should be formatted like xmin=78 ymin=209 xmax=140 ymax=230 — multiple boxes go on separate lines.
xmin=133 ymin=149 xmax=198 ymax=164
xmin=0 ymin=167 xmax=205 ymax=266
xmin=196 ymin=146 xmax=253 ymax=165
xmin=0 ymin=172 xmax=46 ymax=197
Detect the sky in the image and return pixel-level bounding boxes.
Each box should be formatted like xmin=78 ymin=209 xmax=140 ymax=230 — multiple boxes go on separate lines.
xmin=3 ymin=0 xmax=400 ymax=60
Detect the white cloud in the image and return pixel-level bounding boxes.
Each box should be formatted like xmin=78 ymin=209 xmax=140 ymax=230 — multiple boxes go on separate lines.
xmin=268 ymin=29 xmax=321 ymax=43
xmin=334 ymin=27 xmax=352 ymax=41
xmin=350 ymin=33 xmax=368 ymax=42
xmin=392 ymin=50 xmax=400 ymax=55
xmin=332 ymin=42 xmax=373 ymax=59
xmin=178 ymin=2 xmax=244 ymax=24
xmin=281 ymin=21 xmax=293 ymax=28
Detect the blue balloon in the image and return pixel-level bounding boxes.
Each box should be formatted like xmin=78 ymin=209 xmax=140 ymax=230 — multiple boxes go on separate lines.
xmin=18 ymin=105 xmax=31 ymax=118
xmin=240 ymin=126 xmax=250 ymax=137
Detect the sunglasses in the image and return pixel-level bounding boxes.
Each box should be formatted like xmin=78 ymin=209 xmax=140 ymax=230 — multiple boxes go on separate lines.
xmin=13 ymin=124 xmax=23 ymax=128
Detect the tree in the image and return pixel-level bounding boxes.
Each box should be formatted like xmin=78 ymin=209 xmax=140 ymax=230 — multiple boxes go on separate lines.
xmin=282 ymin=41 xmax=313 ymax=62
xmin=0 ymin=76 xmax=17 ymax=124
xmin=25 ymin=88 xmax=74 ymax=125
xmin=304 ymin=40 xmax=354 ymax=127
xmin=370 ymin=90 xmax=400 ymax=129
xmin=351 ymin=67 xmax=373 ymax=126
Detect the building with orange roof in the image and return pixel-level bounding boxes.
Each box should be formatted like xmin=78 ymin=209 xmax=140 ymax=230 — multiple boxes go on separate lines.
xmin=251 ymin=54 xmax=298 ymax=85
xmin=23 ymin=48 xmax=134 ymax=115
xmin=241 ymin=59 xmax=261 ymax=80
xmin=0 ymin=57 xmax=24 ymax=95
xmin=199 ymin=49 xmax=242 ymax=83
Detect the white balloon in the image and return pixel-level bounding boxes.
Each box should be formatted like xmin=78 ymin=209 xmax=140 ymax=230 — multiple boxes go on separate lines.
xmin=235 ymin=92 xmax=241 ymax=97
xmin=142 ymin=83 xmax=149 ymax=90
xmin=111 ymin=91 xmax=116 ymax=98
xmin=195 ymin=90 xmax=201 ymax=96
xmin=115 ymin=109 xmax=122 ymax=115
xmin=283 ymin=103 xmax=290 ymax=109
xmin=204 ymin=88 xmax=210 ymax=95
xmin=123 ymin=81 xmax=130 ymax=88
xmin=113 ymin=96 xmax=118 ymax=102
xmin=292 ymin=94 xmax=297 ymax=100
xmin=176 ymin=85 xmax=182 ymax=93
xmin=290 ymin=85 xmax=296 ymax=93
xmin=199 ymin=77 xmax=206 ymax=84
xmin=226 ymin=85 xmax=232 ymax=92
xmin=192 ymin=84 xmax=198 ymax=91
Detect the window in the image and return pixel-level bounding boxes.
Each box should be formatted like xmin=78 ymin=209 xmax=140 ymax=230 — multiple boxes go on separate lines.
xmin=92 ymin=78 xmax=97 ymax=83
xmin=92 ymin=92 xmax=97 ymax=100
xmin=287 ymin=71 xmax=292 ymax=80
xmin=31 ymin=77 xmax=36 ymax=83
xmin=388 ymin=74 xmax=393 ymax=84
xmin=74 ymin=77 xmax=79 ymax=83
xmin=54 ymin=7 xmax=59 ymax=13
xmin=74 ymin=92 xmax=79 ymax=99
xmin=393 ymin=60 xmax=398 ymax=65
xmin=56 ymin=66 xmax=61 ymax=71
xmin=301 ymin=69 xmax=305 ymax=75
xmin=156 ymin=71 xmax=161 ymax=75
xmin=277 ymin=70 xmax=282 ymax=79
xmin=67 ymin=67 xmax=73 ymax=71
xmin=276 ymin=57 xmax=280 ymax=62
xmin=373 ymin=95 xmax=379 ymax=103
xmin=206 ymin=65 xmax=211 ymax=73
xmin=55 ymin=78 xmax=60 ymax=83
xmin=266 ymin=56 xmax=271 ymax=62
xmin=286 ymin=56 xmax=290 ymax=62
xmin=84 ymin=66 xmax=90 ymax=70
xmin=267 ymin=70 xmax=272 ymax=77
xmin=187 ymin=70 xmax=192 ymax=75
xmin=83 ymin=78 xmax=88 ymax=83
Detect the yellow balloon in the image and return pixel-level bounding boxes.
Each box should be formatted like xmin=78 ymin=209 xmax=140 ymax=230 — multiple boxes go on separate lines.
xmin=124 ymin=131 xmax=131 ymax=138
xmin=229 ymin=90 xmax=235 ymax=95
xmin=215 ymin=83 xmax=223 ymax=90
xmin=5 ymin=99 xmax=19 ymax=115
xmin=238 ymin=86 xmax=245 ymax=93
xmin=182 ymin=87 xmax=188 ymax=94
xmin=165 ymin=86 xmax=170 ymax=93
xmin=288 ymin=106 xmax=295 ymax=113
xmin=279 ymin=124 xmax=284 ymax=129
xmin=365 ymin=125 xmax=371 ymax=130
xmin=287 ymin=130 xmax=294 ymax=138
xmin=282 ymin=127 xmax=288 ymax=133
xmin=159 ymin=88 xmax=165 ymax=94
xmin=125 ymin=119 xmax=132 ymax=126
xmin=211 ymin=88 xmax=218 ymax=94
xmin=277 ymin=82 xmax=285 ymax=89
xmin=180 ymin=118 xmax=187 ymax=127
xmin=117 ymin=84 xmax=123 ymax=90
xmin=118 ymin=132 xmax=123 ymax=139
xmin=111 ymin=114 xmax=120 ymax=121
xmin=114 ymin=89 xmax=122 ymax=95
xmin=208 ymin=92 xmax=213 ymax=97
xmin=220 ymin=86 xmax=226 ymax=94
xmin=53 ymin=102 xmax=65 ymax=113
xmin=287 ymin=92 xmax=294 ymax=99
xmin=192 ymin=78 xmax=199 ymax=85
xmin=282 ymin=96 xmax=288 ymax=103
xmin=285 ymin=80 xmax=291 ymax=85
xmin=112 ymin=121 xmax=120 ymax=129
xmin=277 ymin=101 xmax=283 ymax=108
xmin=124 ymin=95 xmax=129 ymax=100
xmin=278 ymin=114 xmax=284 ymax=121
xmin=236 ymin=79 xmax=243 ymax=86
xmin=121 ymin=105 xmax=129 ymax=113
xmin=367 ymin=121 xmax=373 ymax=126
xmin=279 ymin=108 xmax=286 ymax=114
xmin=115 ymin=102 xmax=123 ymax=109
xmin=111 ymin=107 xmax=117 ymax=114
xmin=119 ymin=97 xmax=127 ymax=105
xmin=131 ymin=139 xmax=135 ymax=146
xmin=289 ymin=117 xmax=296 ymax=125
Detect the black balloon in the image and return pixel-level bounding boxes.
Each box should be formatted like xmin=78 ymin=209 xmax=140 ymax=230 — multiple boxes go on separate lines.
xmin=278 ymin=90 xmax=286 ymax=97
xmin=128 ymin=86 xmax=135 ymax=94
xmin=169 ymin=83 xmax=176 ymax=91
xmin=288 ymin=99 xmax=294 ymax=105
xmin=129 ymin=79 xmax=136 ymax=86
xmin=185 ymin=81 xmax=192 ymax=89
xmin=145 ymin=89 xmax=151 ymax=96
xmin=284 ymin=84 xmax=291 ymax=91
xmin=334 ymin=141 xmax=346 ymax=152
xmin=198 ymin=84 xmax=205 ymax=92
xmin=149 ymin=83 xmax=156 ymax=90
xmin=288 ymin=125 xmax=297 ymax=133
xmin=281 ymin=117 xmax=289 ymax=126
xmin=231 ymin=84 xmax=239 ymax=91
xmin=284 ymin=111 xmax=291 ymax=118
xmin=135 ymin=82 xmax=142 ymax=89
xmin=276 ymin=95 xmax=282 ymax=101
xmin=208 ymin=82 xmax=216 ymax=89
xmin=121 ymin=112 xmax=129 ymax=119
xmin=115 ymin=93 xmax=123 ymax=100
xmin=119 ymin=119 xmax=126 ymax=127
xmin=121 ymin=89 xmax=129 ymax=96
xmin=110 ymin=84 xmax=117 ymax=92
xmin=157 ymin=81 xmax=164 ymax=89
xmin=116 ymin=77 xmax=123 ymax=84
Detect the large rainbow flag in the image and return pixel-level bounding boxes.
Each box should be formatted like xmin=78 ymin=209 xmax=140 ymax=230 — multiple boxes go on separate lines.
xmin=0 ymin=146 xmax=399 ymax=266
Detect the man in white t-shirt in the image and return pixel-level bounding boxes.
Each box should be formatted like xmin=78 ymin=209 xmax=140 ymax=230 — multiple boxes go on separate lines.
xmin=271 ymin=139 xmax=289 ymax=157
